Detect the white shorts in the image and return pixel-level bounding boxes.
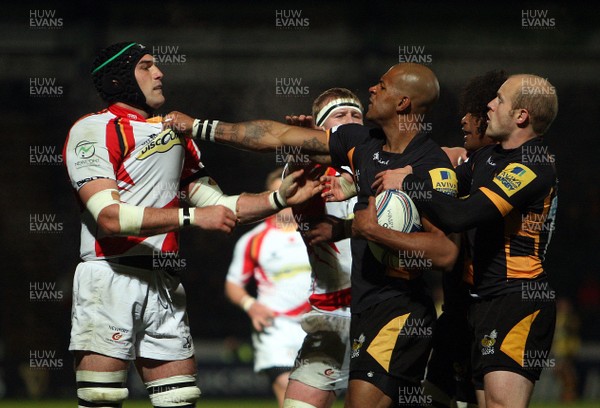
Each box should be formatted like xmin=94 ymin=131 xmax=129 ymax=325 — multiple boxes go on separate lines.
xmin=69 ymin=260 xmax=194 ymax=361
xmin=252 ymin=316 xmax=306 ymax=372
xmin=289 ymin=309 xmax=351 ymax=391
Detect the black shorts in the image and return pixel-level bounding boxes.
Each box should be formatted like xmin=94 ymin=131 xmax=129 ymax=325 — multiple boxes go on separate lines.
xmin=425 ymin=311 xmax=477 ymax=403
xmin=349 ymin=293 xmax=436 ymax=401
xmin=469 ymin=291 xmax=556 ymax=388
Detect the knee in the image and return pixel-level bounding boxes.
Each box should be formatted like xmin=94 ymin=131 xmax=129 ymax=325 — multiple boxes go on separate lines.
xmin=76 ymin=370 xmax=129 ymax=406
xmin=145 ymin=374 xmax=201 ymax=407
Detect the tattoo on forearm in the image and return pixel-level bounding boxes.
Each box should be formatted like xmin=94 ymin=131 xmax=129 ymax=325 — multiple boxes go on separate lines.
xmin=243 ymin=121 xmax=272 ymax=148
xmin=215 ymin=121 xmax=272 ymax=150
xmin=302 ymin=137 xmax=328 ymax=154
xmin=214 ymin=120 xmax=328 ymax=153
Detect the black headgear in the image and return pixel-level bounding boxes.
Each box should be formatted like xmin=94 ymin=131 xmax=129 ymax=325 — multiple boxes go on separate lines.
xmin=91 ymin=42 xmax=152 ymax=113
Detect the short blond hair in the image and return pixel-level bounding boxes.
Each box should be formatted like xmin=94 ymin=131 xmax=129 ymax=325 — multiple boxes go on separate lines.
xmin=311 ymin=88 xmax=363 ymax=119
xmin=510 ymin=74 xmax=558 ymax=135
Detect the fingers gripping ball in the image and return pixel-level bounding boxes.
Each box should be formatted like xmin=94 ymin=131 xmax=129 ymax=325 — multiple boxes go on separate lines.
xmin=368 ymin=190 xmax=423 ymax=268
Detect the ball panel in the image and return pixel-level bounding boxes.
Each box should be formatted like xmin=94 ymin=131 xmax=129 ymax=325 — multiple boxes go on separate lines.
xmin=368 ymin=189 xmax=423 ymax=268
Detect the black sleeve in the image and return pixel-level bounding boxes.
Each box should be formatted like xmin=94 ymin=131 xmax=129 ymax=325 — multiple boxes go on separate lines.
xmin=328 ymin=124 xmax=368 ymax=170
xmin=454 ymin=160 xmax=473 ymax=197
xmin=403 ymin=174 xmax=503 ymax=233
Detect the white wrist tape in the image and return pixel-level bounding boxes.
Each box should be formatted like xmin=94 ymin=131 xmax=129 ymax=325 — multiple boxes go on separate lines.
xmin=191 ymin=119 xmax=220 ymax=142
xmin=240 ymin=295 xmax=256 ymax=312
xmin=188 ymin=176 xmax=239 ymax=213
xmin=191 ymin=119 xmax=201 ymax=138
xmin=86 ymin=189 xmax=144 ymax=236
xmin=178 ymin=207 xmax=196 ymax=227
xmin=268 ymin=190 xmax=287 ymax=210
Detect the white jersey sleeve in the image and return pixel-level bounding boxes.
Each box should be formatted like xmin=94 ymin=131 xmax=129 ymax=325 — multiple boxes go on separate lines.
xmin=65 ymin=113 xmax=120 ymax=190
xmin=226 ymin=223 xmax=268 ymax=287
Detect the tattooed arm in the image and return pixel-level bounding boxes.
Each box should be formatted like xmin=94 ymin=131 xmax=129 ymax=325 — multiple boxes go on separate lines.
xmin=165 ymin=111 xmax=329 ymax=154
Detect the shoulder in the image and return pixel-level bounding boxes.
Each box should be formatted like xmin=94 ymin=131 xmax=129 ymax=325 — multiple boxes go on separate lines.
xmin=69 ymin=110 xmax=114 ymax=139
xmin=469 ymin=144 xmax=496 ymax=164
xmin=420 ymin=139 xmax=454 ymax=169
xmin=330 ymin=124 xmax=381 ymax=142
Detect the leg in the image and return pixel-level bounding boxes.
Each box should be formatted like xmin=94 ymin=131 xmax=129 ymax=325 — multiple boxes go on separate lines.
xmin=272 ymin=371 xmax=291 ymax=408
xmin=74 ymin=351 xmax=130 ymax=408
xmin=483 ymin=370 xmax=533 ymax=408
xmin=284 ymin=379 xmax=337 ymax=408
xmin=422 ymin=379 xmax=452 ymax=407
xmin=137 ymin=357 xmax=200 ymax=408
xmin=344 ymin=379 xmax=393 ymax=408
xmin=475 ymin=389 xmax=486 ymax=408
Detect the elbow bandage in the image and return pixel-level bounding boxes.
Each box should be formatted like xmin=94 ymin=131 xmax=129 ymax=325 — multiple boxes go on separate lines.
xmin=86 ymin=189 xmax=145 ymax=235
xmin=187 ymin=176 xmax=239 ymax=213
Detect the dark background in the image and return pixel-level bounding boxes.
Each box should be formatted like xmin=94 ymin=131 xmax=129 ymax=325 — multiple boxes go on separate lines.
xmin=1 ymin=0 xmax=598 ymax=400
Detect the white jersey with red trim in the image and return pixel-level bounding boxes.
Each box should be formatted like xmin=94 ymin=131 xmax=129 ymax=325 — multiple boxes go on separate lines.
xmin=227 ymin=217 xmax=312 ymax=319
xmin=292 ymin=166 xmax=355 ymax=317
xmin=63 ymin=104 xmax=203 ymax=261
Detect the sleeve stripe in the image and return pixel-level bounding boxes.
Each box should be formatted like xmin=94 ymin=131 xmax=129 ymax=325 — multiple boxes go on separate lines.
xmin=346 ymin=147 xmax=356 ymax=176
xmin=480 ymin=186 xmax=514 ymax=216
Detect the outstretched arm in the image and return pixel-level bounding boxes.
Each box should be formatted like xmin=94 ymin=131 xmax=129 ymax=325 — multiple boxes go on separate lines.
xmin=81 ymin=179 xmax=237 ymax=236
xmin=185 ymin=169 xmax=322 ymax=225
xmin=165 ymin=111 xmax=330 ymax=154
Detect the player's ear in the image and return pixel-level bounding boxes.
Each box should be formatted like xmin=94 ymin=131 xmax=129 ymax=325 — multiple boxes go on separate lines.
xmin=397 ymin=96 xmax=410 ymax=114
xmin=515 ymin=108 xmax=529 ymax=127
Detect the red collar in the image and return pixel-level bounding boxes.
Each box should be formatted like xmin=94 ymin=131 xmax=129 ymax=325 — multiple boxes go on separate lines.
xmin=108 ymin=104 xmax=147 ymax=122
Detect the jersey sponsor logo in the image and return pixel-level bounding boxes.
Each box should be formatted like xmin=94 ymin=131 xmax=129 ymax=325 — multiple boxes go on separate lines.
xmin=136 ymin=129 xmax=182 ymax=160
xmin=429 ymin=168 xmax=458 ymax=197
xmin=76 ymin=176 xmax=110 ymax=188
xmin=73 ymin=140 xmax=101 ymax=169
xmin=493 ymin=163 xmax=537 ymax=197
xmin=75 ymin=140 xmax=96 ymax=159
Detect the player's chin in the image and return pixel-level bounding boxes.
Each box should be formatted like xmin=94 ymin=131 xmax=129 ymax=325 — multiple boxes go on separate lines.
xmin=148 ymin=96 xmax=166 ymax=110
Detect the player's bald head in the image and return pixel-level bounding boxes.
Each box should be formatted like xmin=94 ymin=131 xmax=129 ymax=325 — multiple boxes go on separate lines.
xmin=387 ymin=63 xmax=439 ymax=113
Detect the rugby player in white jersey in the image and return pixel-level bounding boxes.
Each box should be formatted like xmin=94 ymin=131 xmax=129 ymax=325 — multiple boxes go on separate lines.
xmin=226 ymin=168 xmax=313 ymax=407
xmin=280 ymin=88 xmax=363 ymax=408
xmin=63 ymin=41 xmax=320 ymax=408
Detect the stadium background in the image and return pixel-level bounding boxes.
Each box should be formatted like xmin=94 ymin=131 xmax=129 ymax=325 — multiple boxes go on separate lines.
xmin=1 ymin=0 xmax=599 ymax=405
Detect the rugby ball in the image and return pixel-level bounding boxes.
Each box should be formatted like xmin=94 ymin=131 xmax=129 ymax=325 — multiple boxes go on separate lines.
xmin=368 ymin=189 xmax=423 ymax=268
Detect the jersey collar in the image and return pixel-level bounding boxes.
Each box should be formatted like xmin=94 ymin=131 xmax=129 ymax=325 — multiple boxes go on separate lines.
xmin=108 ymin=104 xmax=147 ymax=122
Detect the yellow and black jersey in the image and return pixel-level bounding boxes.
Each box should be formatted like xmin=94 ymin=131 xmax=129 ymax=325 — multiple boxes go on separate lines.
xmin=403 ymin=137 xmax=558 ymax=298
xmin=328 ymin=124 xmax=457 ymax=313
